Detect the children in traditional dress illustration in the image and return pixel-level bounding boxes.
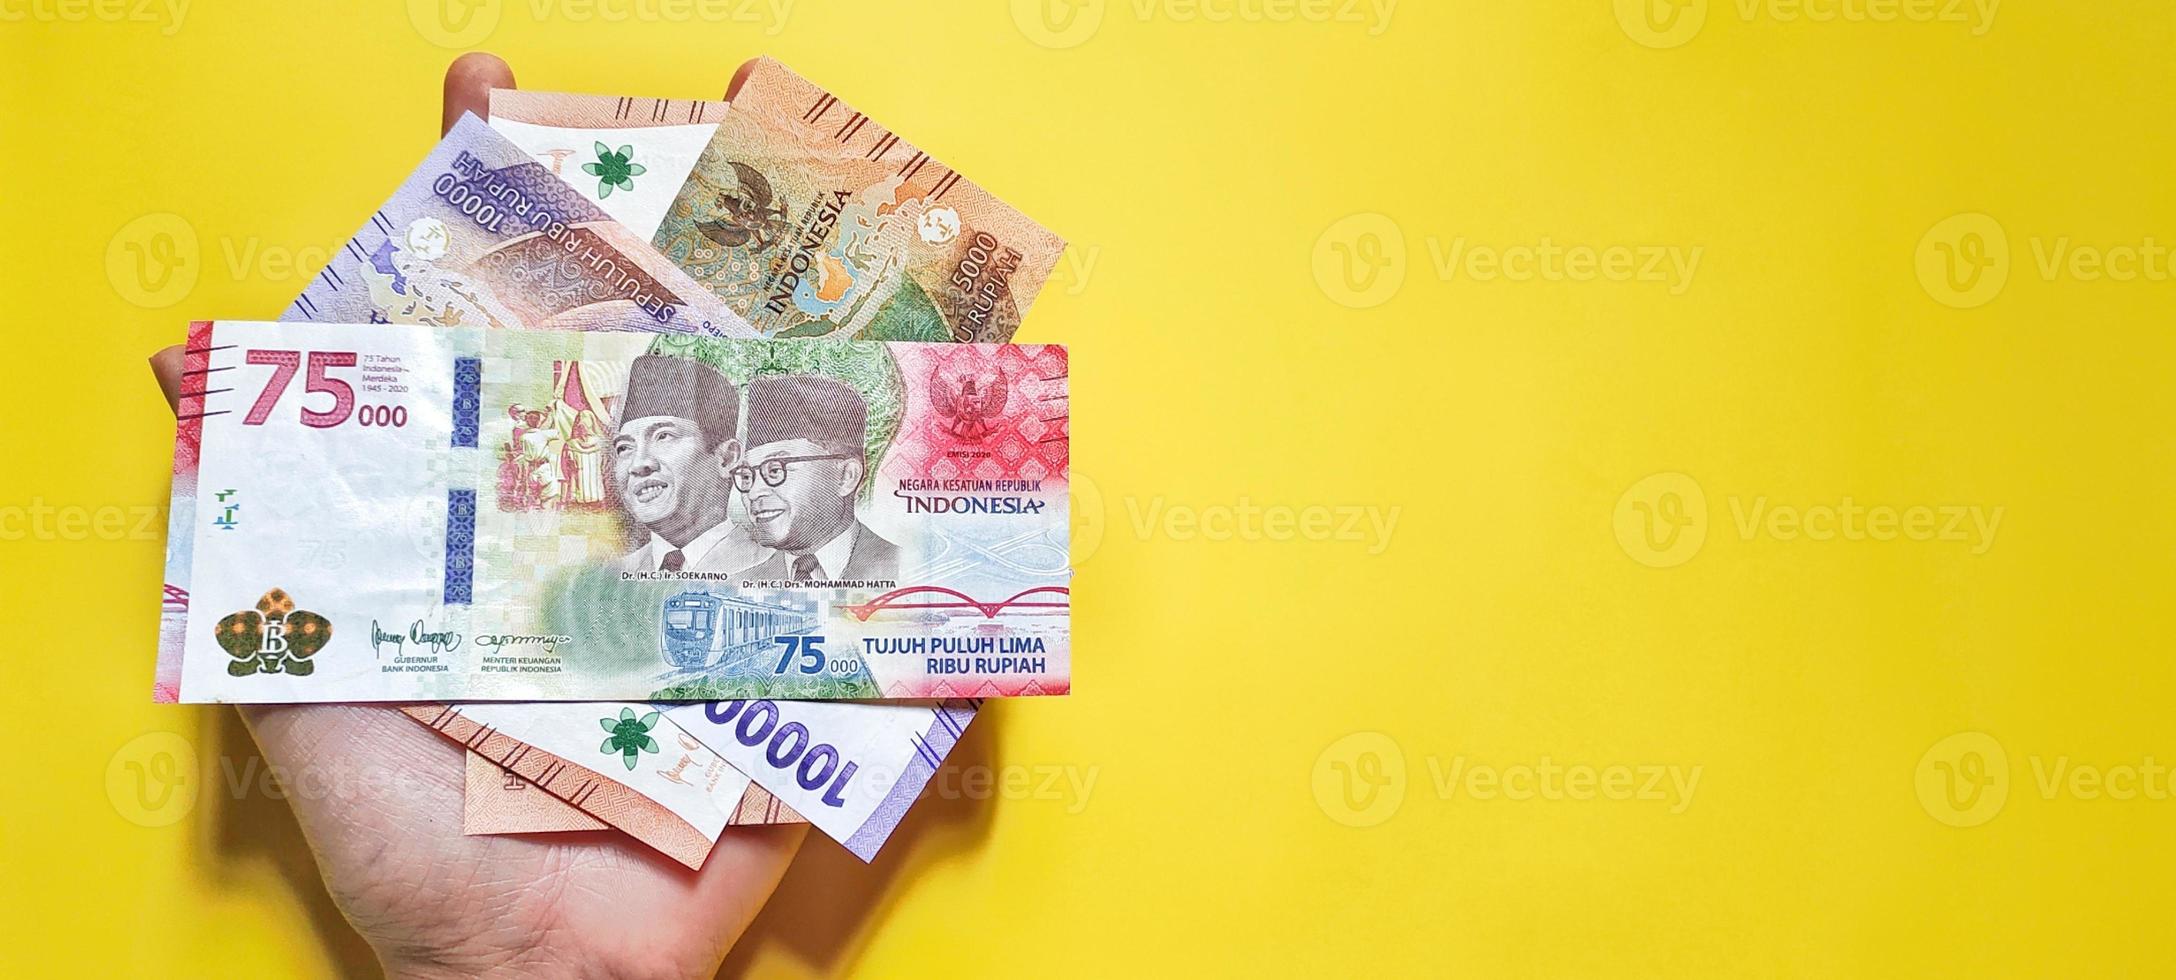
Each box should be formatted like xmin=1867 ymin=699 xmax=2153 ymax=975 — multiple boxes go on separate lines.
xmin=495 ymin=362 xmax=615 ymax=512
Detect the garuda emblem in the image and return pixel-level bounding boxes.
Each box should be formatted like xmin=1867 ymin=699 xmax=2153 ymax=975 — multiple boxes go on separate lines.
xmin=694 ymin=160 xmax=792 ymax=253
xmin=930 ymin=366 xmax=1011 ymax=442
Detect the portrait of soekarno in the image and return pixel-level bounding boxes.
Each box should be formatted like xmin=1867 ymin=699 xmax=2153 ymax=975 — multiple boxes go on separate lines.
xmin=608 ymin=354 xmax=769 ymax=575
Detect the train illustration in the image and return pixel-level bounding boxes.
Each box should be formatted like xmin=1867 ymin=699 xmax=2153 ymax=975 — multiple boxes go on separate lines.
xmin=659 ymin=589 xmax=819 ymax=670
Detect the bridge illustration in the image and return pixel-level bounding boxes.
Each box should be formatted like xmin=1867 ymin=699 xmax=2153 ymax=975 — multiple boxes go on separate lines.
xmin=837 ymin=586 xmax=1070 ymax=622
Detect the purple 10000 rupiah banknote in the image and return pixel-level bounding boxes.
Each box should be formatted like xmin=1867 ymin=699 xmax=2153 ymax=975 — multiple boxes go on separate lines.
xmin=156 ymin=321 xmax=1070 ymax=704
xmin=455 ymin=694 xmax=980 ymax=862
xmin=283 ymin=113 xmax=755 ymax=339
xmin=661 ymin=696 xmax=979 ymax=860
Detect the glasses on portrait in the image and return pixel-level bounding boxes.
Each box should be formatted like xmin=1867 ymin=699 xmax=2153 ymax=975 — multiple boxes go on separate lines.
xmin=730 ymin=454 xmax=850 ymax=491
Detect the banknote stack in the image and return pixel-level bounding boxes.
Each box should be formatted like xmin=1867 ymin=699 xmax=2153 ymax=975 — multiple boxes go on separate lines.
xmin=154 ymin=58 xmax=1070 ymax=866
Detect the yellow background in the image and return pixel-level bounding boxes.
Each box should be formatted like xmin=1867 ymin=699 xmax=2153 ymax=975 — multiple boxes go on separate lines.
xmin=4 ymin=0 xmax=2174 ymax=975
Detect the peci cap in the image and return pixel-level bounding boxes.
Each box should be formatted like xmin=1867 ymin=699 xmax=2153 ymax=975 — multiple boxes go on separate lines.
xmin=745 ymin=374 xmax=867 ymax=454
xmin=617 ymin=355 xmax=741 ymax=449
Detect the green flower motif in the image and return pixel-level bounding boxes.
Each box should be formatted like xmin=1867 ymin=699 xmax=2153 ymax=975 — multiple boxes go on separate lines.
xmin=597 ymin=707 xmax=661 ymax=770
xmin=581 ymin=142 xmax=646 ymax=199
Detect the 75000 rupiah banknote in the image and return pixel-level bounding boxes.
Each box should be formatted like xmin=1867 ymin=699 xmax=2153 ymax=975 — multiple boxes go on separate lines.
xmin=155 ymin=320 xmax=1070 ymax=704
xmin=498 ymin=58 xmax=1064 ymax=343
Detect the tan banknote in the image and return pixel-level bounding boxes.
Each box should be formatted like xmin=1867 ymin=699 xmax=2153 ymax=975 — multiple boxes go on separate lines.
xmin=486 ymin=91 xmax=730 ymax=241
xmin=496 ymin=57 xmax=1066 ymax=343
xmin=461 ymin=751 xmax=608 ymax=833
xmin=459 ymin=747 xmax=804 ymax=842
xmin=453 ymin=700 xmax=807 ymax=846
xmin=404 ymin=703 xmax=801 ymax=868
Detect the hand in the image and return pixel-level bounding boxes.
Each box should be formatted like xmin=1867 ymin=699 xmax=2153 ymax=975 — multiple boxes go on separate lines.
xmin=148 ymin=53 xmax=804 ymax=980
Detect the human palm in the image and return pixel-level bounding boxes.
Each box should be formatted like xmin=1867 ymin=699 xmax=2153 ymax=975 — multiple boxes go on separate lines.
xmin=148 ymin=53 xmax=803 ymax=979
xmin=240 ymin=703 xmax=800 ymax=979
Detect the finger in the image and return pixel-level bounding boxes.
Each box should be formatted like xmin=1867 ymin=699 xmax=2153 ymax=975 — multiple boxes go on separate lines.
xmin=683 ymin=823 xmax=808 ymax=964
xmin=724 ymin=57 xmax=759 ymax=99
xmin=238 ymin=702 xmax=464 ymax=830
xmin=442 ymin=52 xmax=515 ymax=136
xmin=149 ymin=344 xmax=185 ymax=413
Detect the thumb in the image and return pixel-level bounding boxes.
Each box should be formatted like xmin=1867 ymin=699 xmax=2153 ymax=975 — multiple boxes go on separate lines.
xmin=442 ymin=52 xmax=515 ymax=136
xmin=149 ymin=344 xmax=184 ymax=413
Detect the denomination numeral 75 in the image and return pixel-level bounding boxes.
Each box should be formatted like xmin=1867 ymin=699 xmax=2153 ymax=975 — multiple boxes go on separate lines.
xmin=773 ymin=635 xmax=826 ymax=675
xmin=243 ymin=349 xmax=358 ymax=428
